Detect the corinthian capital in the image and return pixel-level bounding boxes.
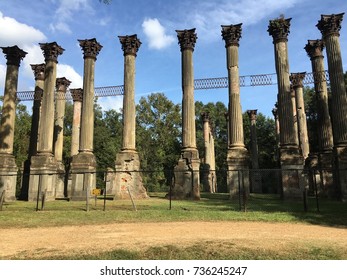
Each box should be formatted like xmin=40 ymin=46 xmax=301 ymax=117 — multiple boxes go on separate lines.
xmin=70 ymin=88 xmax=83 ymax=102
xmin=31 ymin=63 xmax=45 ymax=80
xmin=56 ymin=77 xmax=71 ymax=91
xmin=118 ymin=34 xmax=141 ymax=56
xmin=39 ymin=42 xmax=64 ymax=63
xmin=221 ymin=24 xmax=242 ymax=47
xmin=304 ymin=39 xmax=325 ymax=59
xmin=290 ymin=72 xmax=306 ymax=88
xmin=78 ymin=38 xmax=103 ymax=60
xmin=176 ymin=28 xmax=197 ymax=52
xmin=317 ymin=13 xmax=344 ymax=38
xmin=247 ymin=109 xmax=257 ymax=121
xmin=267 ymin=17 xmax=292 ymax=43
xmin=1 ymin=45 xmax=27 ymax=67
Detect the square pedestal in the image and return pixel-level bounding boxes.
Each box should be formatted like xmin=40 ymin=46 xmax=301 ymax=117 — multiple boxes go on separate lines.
xmin=28 ymin=154 xmax=58 ymax=201
xmin=0 ymin=154 xmax=18 ymax=201
xmin=227 ymin=148 xmax=249 ymax=199
xmin=171 ymin=149 xmax=200 ymax=200
xmin=70 ymin=152 xmax=96 ymax=201
xmin=109 ymin=150 xmax=148 ymax=199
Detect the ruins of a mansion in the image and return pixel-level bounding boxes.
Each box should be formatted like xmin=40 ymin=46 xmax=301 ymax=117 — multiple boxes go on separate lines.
xmin=0 ymin=13 xmax=346 ymax=202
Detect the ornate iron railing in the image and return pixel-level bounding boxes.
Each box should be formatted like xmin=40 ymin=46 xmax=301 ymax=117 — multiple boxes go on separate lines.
xmin=15 ymin=71 xmax=329 ymax=101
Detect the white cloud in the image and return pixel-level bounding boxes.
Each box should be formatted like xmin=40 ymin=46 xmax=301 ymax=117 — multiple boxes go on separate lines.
xmin=57 ymin=64 xmax=83 ymax=89
xmin=50 ymin=0 xmax=94 ymax=34
xmin=190 ymin=0 xmax=298 ymax=41
xmin=142 ymin=18 xmax=175 ymax=50
xmin=98 ymin=96 xmax=123 ymax=113
xmin=0 ymin=11 xmax=82 ymax=94
xmin=0 ymin=11 xmax=46 ymax=47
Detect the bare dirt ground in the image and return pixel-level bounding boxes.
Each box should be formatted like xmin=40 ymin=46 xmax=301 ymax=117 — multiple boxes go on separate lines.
xmin=1 ymin=221 xmax=347 ymax=259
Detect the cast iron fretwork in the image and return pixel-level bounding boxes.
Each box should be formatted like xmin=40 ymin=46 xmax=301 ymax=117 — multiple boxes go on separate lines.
xmin=16 ymin=71 xmax=329 ymax=101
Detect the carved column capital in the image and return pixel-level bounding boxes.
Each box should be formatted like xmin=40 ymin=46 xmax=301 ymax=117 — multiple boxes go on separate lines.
xmin=78 ymin=38 xmax=103 ymax=60
xmin=201 ymin=112 xmax=210 ymax=122
xmin=56 ymin=77 xmax=71 ymax=91
xmin=221 ymin=24 xmax=242 ymax=47
xmin=30 ymin=63 xmax=45 ymax=80
xmin=247 ymin=109 xmax=258 ymax=121
xmin=317 ymin=13 xmax=344 ymax=38
xmin=267 ymin=17 xmax=292 ymax=43
xmin=39 ymin=42 xmax=64 ymax=63
xmin=1 ymin=45 xmax=27 ymax=67
xmin=118 ymin=34 xmax=141 ymax=56
xmin=176 ymin=28 xmax=197 ymax=52
xmin=70 ymin=88 xmax=83 ymax=102
xmin=290 ymin=72 xmax=306 ymax=88
xmin=304 ymin=39 xmax=325 ymax=59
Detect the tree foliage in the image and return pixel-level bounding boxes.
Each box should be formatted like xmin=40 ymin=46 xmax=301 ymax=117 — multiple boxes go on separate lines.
xmin=8 ymin=90 xmax=283 ymax=194
xmin=136 ymin=93 xmax=181 ymax=191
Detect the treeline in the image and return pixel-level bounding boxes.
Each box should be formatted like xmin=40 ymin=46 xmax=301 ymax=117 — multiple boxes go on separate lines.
xmin=10 ymin=92 xmax=276 ymax=192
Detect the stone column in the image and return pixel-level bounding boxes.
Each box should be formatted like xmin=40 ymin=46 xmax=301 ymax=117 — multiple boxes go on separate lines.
xmin=224 ymin=111 xmax=230 ymax=147
xmin=29 ymin=42 xmax=64 ymax=201
xmin=290 ymin=85 xmax=299 ymax=146
xmin=290 ymin=72 xmax=310 ymax=159
xmin=21 ymin=64 xmax=45 ymax=200
xmin=112 ymin=34 xmax=148 ymax=199
xmin=247 ymin=109 xmax=262 ymax=193
xmin=201 ymin=112 xmax=217 ymax=193
xmin=54 ymin=77 xmax=71 ymax=198
xmin=70 ymin=38 xmax=102 ymax=200
xmin=268 ymin=17 xmax=304 ymax=199
xmin=317 ymin=13 xmax=347 ymax=200
xmin=70 ymin=88 xmax=83 ymax=157
xmin=222 ymin=24 xmax=249 ymax=198
xmin=304 ymin=39 xmax=334 ymax=196
xmin=29 ymin=64 xmax=45 ymax=158
xmin=272 ymin=104 xmax=280 ymax=166
xmin=0 ymin=46 xmax=27 ymax=201
xmin=66 ymin=88 xmax=83 ymax=198
xmin=170 ymin=29 xmax=200 ymax=200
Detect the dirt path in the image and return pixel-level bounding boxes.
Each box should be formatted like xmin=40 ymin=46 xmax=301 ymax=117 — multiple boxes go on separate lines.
xmin=1 ymin=221 xmax=346 ymax=259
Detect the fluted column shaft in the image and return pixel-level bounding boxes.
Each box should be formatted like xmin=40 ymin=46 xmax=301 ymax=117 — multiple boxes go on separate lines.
xmin=28 ymin=64 xmax=45 ymax=157
xmin=247 ymin=110 xmax=259 ymax=169
xmin=290 ymin=86 xmax=299 ymax=146
xmin=291 ymin=72 xmax=309 ymax=159
xmin=70 ymin=89 xmax=83 ymax=157
xmin=37 ymin=42 xmax=64 ymax=155
xmin=122 ymin=55 xmax=136 ymax=150
xmin=305 ymin=40 xmax=334 ymax=152
xmin=228 ymin=46 xmax=245 ymax=148
xmin=0 ymin=46 xmax=27 ymax=154
xmin=54 ymin=77 xmax=70 ymax=162
xmin=78 ymin=38 xmax=102 ymax=154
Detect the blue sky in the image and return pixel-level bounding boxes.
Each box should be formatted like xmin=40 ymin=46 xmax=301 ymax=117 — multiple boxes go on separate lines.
xmin=1 ymin=0 xmax=347 ymax=118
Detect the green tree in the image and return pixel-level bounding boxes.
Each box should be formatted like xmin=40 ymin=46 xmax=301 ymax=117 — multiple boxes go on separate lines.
xmin=243 ymin=111 xmax=277 ymax=169
xmin=136 ymin=93 xmax=181 ymax=191
xmin=93 ymin=102 xmax=122 ymax=186
xmin=13 ymin=103 xmax=31 ymax=168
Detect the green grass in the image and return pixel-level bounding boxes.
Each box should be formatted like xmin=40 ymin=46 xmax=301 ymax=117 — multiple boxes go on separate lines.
xmin=1 ymin=192 xmax=346 ymax=229
xmin=14 ymin=242 xmax=346 ymax=260
xmin=2 ymin=192 xmax=347 ymax=260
